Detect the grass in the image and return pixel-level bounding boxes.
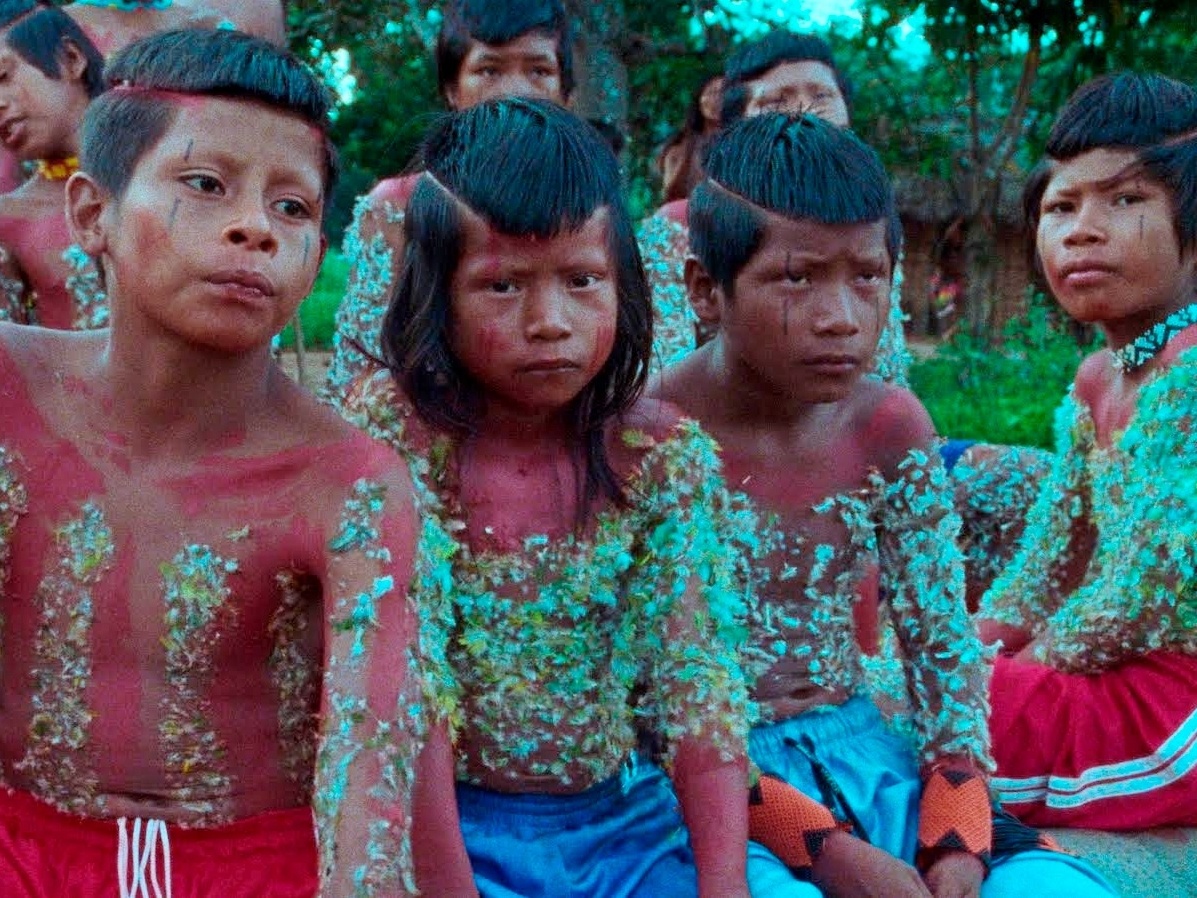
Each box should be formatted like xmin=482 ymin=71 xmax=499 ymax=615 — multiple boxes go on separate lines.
xmin=277 ymin=248 xmax=350 ymax=350
xmin=908 ymin=295 xmax=1099 ymax=448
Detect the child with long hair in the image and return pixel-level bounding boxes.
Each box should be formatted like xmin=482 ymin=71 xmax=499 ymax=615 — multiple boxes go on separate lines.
xmin=324 ymin=0 xmax=574 ymax=401
xmin=981 ymin=71 xmax=1197 ymax=831
xmin=342 ymin=97 xmax=754 ymax=897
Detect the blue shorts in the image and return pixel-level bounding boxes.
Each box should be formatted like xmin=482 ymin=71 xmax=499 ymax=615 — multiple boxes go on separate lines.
xmin=746 ymin=697 xmax=1119 ymax=898
xmin=457 ymin=761 xmax=697 ymax=898
xmin=940 ymin=438 xmax=977 ymax=471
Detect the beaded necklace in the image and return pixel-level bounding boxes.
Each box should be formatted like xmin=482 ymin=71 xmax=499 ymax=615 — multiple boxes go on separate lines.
xmin=72 ymin=0 xmax=172 ymax=9
xmin=1111 ymin=302 xmax=1197 ymax=372
xmin=35 ymin=157 xmax=79 ymax=182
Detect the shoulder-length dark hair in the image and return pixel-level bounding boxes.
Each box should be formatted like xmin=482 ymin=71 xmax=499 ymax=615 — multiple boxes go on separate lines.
xmin=380 ymin=97 xmax=652 ymax=520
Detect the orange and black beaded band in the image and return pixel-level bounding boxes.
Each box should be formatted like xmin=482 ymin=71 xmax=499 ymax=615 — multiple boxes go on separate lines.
xmin=916 ymin=766 xmax=993 ymax=871
xmin=748 ymin=773 xmax=852 ymax=876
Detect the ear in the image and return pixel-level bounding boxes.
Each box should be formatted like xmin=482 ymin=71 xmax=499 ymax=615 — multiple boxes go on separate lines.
xmin=59 ymin=39 xmax=90 ymax=85
xmin=65 ymin=171 xmax=111 ymax=257
xmin=444 ymin=82 xmax=461 ymax=111
xmin=684 ymin=255 xmax=724 ymax=327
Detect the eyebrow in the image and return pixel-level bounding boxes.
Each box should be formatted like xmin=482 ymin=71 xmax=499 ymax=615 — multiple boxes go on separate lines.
xmin=1049 ymin=164 xmax=1147 ymax=196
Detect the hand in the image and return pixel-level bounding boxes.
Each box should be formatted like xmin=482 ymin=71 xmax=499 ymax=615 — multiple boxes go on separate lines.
xmin=976 ymin=618 xmax=1032 ymax=653
xmin=923 ymin=851 xmax=985 ymax=898
xmin=811 ymin=831 xmax=933 ymax=898
xmin=1013 ymin=637 xmax=1047 ymax=665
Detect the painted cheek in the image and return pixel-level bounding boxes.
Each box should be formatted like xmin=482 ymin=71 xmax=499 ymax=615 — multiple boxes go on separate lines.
xmin=468 ymin=322 xmax=509 ymax=367
xmin=590 ymin=321 xmax=616 ymax=370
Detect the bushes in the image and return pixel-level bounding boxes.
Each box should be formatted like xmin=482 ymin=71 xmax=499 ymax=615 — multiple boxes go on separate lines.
xmin=909 ymin=295 xmax=1099 ymax=448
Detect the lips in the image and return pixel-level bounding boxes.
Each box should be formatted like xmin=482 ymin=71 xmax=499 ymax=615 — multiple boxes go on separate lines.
xmin=207 ymin=269 xmax=275 ymax=299
xmin=518 ymin=358 xmax=579 ymax=373
xmin=210 ymin=270 xmax=277 ymax=299
xmin=1057 ymin=260 xmax=1116 ymax=286
xmin=803 ymin=354 xmax=860 ymax=368
xmin=0 ymin=117 xmax=24 ymax=148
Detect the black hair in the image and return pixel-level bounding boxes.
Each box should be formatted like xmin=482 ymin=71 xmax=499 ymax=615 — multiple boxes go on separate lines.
xmin=690 ymin=112 xmax=900 ymax=295
xmin=435 ymin=0 xmax=573 ymax=102
xmin=0 ymin=1 xmax=39 ymax=30
xmin=657 ymin=71 xmax=721 ymax=203
xmin=1 ymin=4 xmax=104 ymax=99
xmin=720 ymin=30 xmax=851 ymax=126
xmin=1024 ymin=72 xmax=1197 ymax=273
xmin=80 ymin=28 xmax=337 ymax=200
xmin=380 ymin=98 xmax=650 ymax=523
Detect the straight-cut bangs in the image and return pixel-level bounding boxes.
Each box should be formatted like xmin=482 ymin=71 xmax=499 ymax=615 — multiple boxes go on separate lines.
xmin=691 ymin=112 xmax=899 ymax=293
xmin=381 ymin=98 xmax=651 ymax=517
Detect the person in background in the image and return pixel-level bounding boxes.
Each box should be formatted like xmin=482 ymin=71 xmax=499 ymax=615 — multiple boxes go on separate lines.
xmin=323 ymin=0 xmax=574 ymax=402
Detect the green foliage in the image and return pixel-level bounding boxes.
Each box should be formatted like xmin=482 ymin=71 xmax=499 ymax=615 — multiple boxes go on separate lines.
xmin=278 ymin=250 xmax=351 ymax=350
xmin=909 ymin=294 xmax=1099 ymax=448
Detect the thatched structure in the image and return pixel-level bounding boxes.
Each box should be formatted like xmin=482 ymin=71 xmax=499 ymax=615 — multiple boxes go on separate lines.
xmin=894 ymin=172 xmax=1032 ymax=337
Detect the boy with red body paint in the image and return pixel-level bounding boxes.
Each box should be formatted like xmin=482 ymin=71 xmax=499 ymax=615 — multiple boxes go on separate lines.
xmin=981 ymin=72 xmax=1197 ymax=831
xmin=0 ymin=29 xmax=472 ymax=897
xmin=652 ymin=113 xmax=1115 ymax=898
xmin=324 ymin=0 xmax=573 ymax=400
xmin=0 ymin=1 xmax=286 ymax=195
xmin=0 ymin=3 xmax=106 ymax=329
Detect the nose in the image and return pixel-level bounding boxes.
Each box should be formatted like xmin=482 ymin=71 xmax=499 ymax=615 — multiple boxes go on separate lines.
xmin=499 ymin=73 xmax=540 ymax=100
xmin=812 ymin=284 xmax=861 ymax=336
xmin=223 ymin=198 xmax=277 ymax=254
xmin=524 ymin=284 xmax=571 ymax=341
xmin=1063 ymin=199 xmax=1105 ymax=246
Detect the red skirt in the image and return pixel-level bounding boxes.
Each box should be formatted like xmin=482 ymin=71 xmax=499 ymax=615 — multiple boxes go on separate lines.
xmin=0 ymin=787 xmax=318 ymax=898
xmin=989 ymin=651 xmax=1197 ymax=829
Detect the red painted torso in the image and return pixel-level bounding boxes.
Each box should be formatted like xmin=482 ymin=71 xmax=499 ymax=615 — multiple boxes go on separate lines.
xmin=0 ymin=333 xmax=407 ymax=824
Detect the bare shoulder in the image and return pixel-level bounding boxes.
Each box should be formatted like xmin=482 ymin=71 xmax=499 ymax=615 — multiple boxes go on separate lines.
xmin=655 ymin=199 xmax=689 ymax=227
xmin=851 ymin=380 xmax=938 ymax=474
xmin=607 ymin=396 xmax=708 ymax=485
xmin=649 ymin=348 xmax=717 ymax=422
xmin=367 ymin=173 xmax=421 ymax=209
xmin=1073 ymin=349 xmax=1113 ymax=410
xmin=0 ymin=323 xmax=100 ymax=386
xmin=271 ymin=381 xmax=417 ymax=528
xmin=617 ymin=395 xmax=689 ymax=443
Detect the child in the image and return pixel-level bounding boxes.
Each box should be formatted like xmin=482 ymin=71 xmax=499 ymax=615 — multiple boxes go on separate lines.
xmin=324 ymin=0 xmax=573 ymax=400
xmin=980 ymin=71 xmax=1197 ymax=831
xmin=657 ymin=72 xmax=723 ymax=205
xmin=341 ymin=97 xmax=753 ymax=897
xmin=0 ymin=28 xmax=471 ymax=897
xmin=653 ymin=112 xmax=1116 ymax=898
xmin=0 ymin=1 xmax=287 ymax=195
xmin=0 ymin=3 xmax=107 ymax=329
xmin=641 ymin=29 xmax=912 ymax=382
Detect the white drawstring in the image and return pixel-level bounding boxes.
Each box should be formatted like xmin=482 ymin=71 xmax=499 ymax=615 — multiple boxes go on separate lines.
xmin=117 ymin=817 xmax=173 ymax=898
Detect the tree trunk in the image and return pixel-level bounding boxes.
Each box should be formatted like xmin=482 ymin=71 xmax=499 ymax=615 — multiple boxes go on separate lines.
xmin=565 ymin=0 xmax=629 ymax=130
